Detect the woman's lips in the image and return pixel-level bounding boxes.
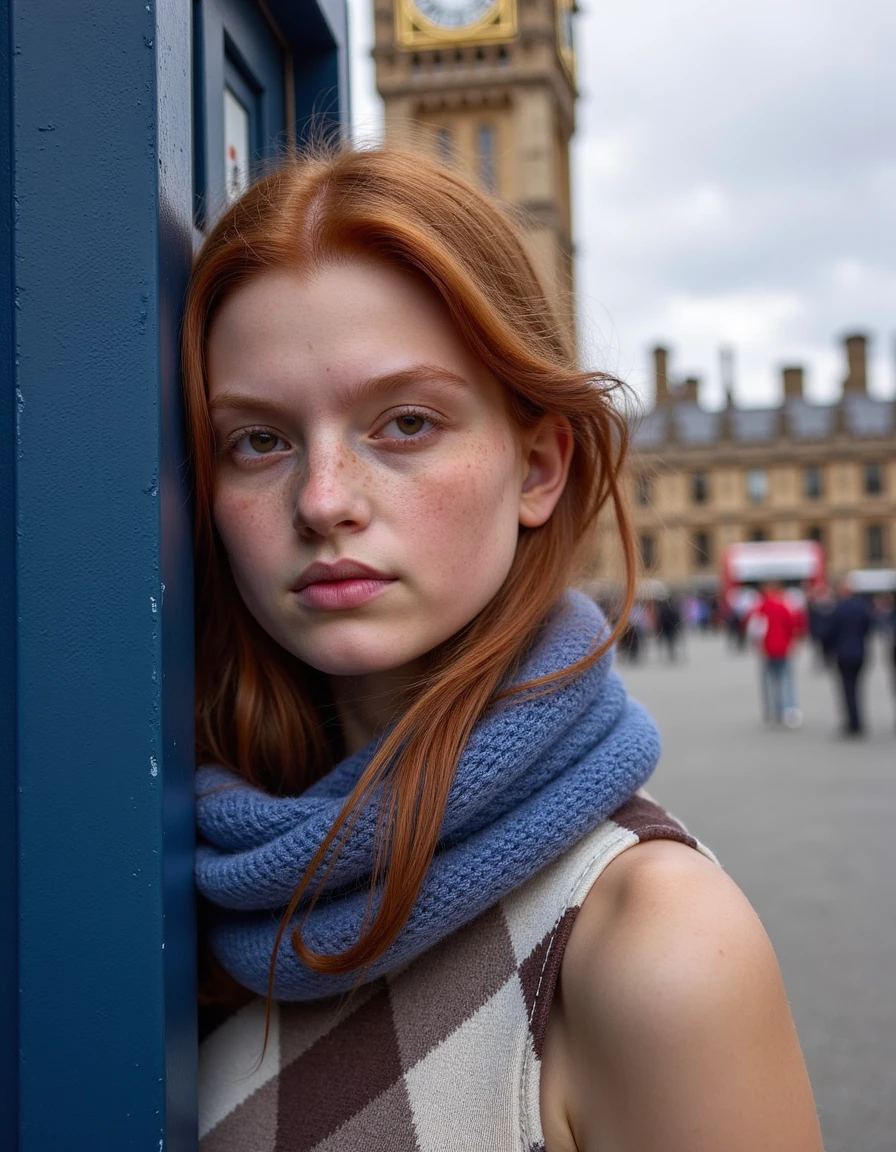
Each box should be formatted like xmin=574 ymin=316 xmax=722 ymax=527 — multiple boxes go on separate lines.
xmin=295 ymin=577 xmax=396 ymax=611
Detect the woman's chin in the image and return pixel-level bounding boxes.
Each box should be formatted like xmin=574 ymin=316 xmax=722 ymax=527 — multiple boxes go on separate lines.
xmin=292 ymin=639 xmax=430 ymax=682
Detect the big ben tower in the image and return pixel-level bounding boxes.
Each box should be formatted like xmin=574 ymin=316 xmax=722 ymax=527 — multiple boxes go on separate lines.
xmin=372 ymin=0 xmax=578 ymax=347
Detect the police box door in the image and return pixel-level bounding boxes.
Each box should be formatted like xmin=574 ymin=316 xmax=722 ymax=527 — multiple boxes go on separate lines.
xmin=193 ymin=0 xmax=289 ymax=230
xmin=193 ymin=0 xmax=347 ymax=233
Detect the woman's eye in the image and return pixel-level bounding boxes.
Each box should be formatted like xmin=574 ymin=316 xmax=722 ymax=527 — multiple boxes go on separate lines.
xmin=380 ymin=413 xmax=435 ymax=438
xmin=232 ymin=431 xmax=288 ymax=456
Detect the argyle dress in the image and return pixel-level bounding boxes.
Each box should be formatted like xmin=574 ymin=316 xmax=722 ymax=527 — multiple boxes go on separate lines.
xmin=199 ymin=793 xmax=716 ymax=1151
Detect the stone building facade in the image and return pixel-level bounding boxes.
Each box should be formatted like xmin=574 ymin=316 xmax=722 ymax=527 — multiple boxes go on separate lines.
xmin=599 ymin=333 xmax=896 ymax=591
xmin=371 ymin=0 xmax=577 ymax=345
xmin=369 ymin=5 xmax=894 ymax=594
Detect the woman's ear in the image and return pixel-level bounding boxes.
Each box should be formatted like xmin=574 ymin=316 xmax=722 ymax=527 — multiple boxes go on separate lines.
xmin=518 ymin=414 xmax=574 ymax=528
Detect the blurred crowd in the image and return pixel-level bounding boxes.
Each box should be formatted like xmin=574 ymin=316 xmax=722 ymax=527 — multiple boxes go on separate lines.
xmin=608 ymin=581 xmax=896 ymax=738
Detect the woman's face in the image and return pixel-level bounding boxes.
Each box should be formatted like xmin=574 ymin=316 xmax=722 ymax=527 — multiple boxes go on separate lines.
xmin=207 ymin=259 xmax=566 ymax=684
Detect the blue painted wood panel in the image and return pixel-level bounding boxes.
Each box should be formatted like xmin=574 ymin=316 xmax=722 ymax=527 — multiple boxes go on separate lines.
xmin=2 ymin=0 xmax=347 ymax=1146
xmin=6 ymin=0 xmax=196 ymax=1146
xmin=0 ymin=0 xmax=20 ymax=1138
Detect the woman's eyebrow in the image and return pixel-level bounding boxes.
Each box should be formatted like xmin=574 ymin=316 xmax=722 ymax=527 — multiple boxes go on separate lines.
xmin=340 ymin=364 xmax=469 ymax=408
xmin=208 ymin=364 xmax=469 ymax=417
xmin=208 ymin=392 xmax=284 ymax=416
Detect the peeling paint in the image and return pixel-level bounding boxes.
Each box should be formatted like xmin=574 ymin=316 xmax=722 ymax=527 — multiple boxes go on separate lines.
xmin=150 ymin=595 xmax=158 ymax=615
xmin=15 ymin=390 xmax=24 ymax=458
xmin=150 ymin=756 xmax=159 ymax=778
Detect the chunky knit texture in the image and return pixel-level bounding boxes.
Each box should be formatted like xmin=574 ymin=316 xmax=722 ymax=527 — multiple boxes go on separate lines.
xmin=198 ymin=796 xmax=717 ymax=1151
xmin=195 ymin=592 xmax=661 ymax=1000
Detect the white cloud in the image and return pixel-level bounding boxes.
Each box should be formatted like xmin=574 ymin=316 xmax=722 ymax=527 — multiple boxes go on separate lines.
xmin=347 ymin=0 xmax=383 ymax=141
xmin=347 ymin=0 xmax=896 ymax=405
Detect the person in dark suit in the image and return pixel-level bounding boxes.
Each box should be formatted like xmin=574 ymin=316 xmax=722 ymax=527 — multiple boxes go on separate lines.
xmin=827 ymin=580 xmax=875 ymax=735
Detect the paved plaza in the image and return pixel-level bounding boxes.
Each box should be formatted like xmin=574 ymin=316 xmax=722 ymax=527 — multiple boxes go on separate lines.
xmin=621 ymin=630 xmax=895 ymax=1152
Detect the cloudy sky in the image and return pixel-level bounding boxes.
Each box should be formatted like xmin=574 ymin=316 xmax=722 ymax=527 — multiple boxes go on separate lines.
xmin=347 ymin=0 xmax=895 ymax=409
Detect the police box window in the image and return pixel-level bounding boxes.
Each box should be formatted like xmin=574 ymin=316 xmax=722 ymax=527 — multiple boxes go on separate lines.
xmin=865 ymin=462 xmax=883 ymax=496
xmin=224 ymin=87 xmax=251 ymax=205
xmin=746 ymin=467 xmax=768 ymax=504
xmin=691 ymin=471 xmax=709 ymax=504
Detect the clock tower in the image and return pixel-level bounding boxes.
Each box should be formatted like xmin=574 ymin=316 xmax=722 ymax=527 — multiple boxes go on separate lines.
xmin=372 ymin=0 xmax=578 ymax=348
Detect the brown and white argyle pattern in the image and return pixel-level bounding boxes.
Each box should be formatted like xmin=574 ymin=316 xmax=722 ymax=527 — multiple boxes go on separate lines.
xmin=199 ymin=792 xmax=715 ymax=1151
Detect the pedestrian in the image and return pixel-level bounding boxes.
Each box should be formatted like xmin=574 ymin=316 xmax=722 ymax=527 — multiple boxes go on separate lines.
xmin=186 ymin=146 xmax=821 ymax=1151
xmin=624 ymin=599 xmax=649 ymax=662
xmin=656 ymin=594 xmax=682 ymax=661
xmin=748 ymin=581 xmax=803 ymax=727
xmin=827 ymin=579 xmax=875 ymax=736
xmin=729 ymin=584 xmax=759 ymax=650
xmin=887 ymin=595 xmax=896 ymax=730
xmin=806 ymin=583 xmax=836 ymax=669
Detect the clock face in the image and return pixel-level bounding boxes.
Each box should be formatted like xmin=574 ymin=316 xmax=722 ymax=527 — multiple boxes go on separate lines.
xmin=413 ymin=0 xmax=498 ymax=31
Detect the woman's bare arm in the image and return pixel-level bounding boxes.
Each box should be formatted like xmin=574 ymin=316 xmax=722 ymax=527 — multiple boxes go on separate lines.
xmin=546 ymin=839 xmax=823 ymax=1152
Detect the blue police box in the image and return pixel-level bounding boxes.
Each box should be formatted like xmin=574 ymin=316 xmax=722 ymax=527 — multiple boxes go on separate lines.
xmin=0 ymin=2 xmax=348 ymax=1147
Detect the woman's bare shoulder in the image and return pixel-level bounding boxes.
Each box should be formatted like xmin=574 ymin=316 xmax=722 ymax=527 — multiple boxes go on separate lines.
xmin=547 ymin=838 xmax=822 ymax=1152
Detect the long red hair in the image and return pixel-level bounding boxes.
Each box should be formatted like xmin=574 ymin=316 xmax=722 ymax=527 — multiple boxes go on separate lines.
xmin=182 ymin=146 xmax=636 ymax=986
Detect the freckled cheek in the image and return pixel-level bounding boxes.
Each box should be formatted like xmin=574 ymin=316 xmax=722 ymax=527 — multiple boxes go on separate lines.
xmin=397 ymin=458 xmax=519 ymax=582
xmin=212 ymin=488 xmax=285 ymax=583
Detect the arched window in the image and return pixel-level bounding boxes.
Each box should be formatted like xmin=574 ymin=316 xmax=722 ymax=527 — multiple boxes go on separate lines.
xmin=866 ymin=524 xmax=885 ymax=564
xmin=865 ymin=462 xmax=883 ymax=496
xmin=692 ymin=531 xmax=712 ymax=568
xmin=746 ymin=467 xmax=768 ymax=504
xmin=477 ymin=124 xmax=496 ymax=190
xmin=435 ymin=125 xmax=453 ymax=165
xmin=803 ymin=465 xmax=823 ymax=500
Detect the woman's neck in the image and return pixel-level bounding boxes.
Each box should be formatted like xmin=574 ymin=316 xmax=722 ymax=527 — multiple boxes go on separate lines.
xmin=328 ymin=662 xmax=427 ymax=755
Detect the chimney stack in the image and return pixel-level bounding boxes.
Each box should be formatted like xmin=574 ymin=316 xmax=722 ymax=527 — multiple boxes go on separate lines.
xmin=652 ymin=345 xmax=669 ymax=406
xmin=842 ymin=333 xmax=868 ymax=394
xmin=682 ymin=376 xmax=700 ymax=404
xmin=719 ymin=347 xmax=735 ymax=408
xmin=782 ymin=365 xmax=804 ymax=400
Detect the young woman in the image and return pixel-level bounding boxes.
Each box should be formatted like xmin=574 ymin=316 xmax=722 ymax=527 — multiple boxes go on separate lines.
xmin=186 ymin=148 xmax=822 ymax=1151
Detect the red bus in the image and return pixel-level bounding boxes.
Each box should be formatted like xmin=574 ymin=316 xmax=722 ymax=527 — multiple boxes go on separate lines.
xmin=720 ymin=540 xmax=826 ymax=618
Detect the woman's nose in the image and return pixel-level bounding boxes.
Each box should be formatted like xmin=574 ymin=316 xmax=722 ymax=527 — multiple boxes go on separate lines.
xmin=290 ymin=442 xmax=371 ymax=538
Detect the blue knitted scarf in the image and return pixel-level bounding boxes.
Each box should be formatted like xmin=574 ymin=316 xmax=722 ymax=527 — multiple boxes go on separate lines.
xmin=195 ymin=591 xmax=661 ymax=1000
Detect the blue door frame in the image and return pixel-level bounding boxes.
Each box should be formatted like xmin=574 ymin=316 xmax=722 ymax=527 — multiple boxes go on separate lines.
xmin=0 ymin=1 xmax=347 ymax=1147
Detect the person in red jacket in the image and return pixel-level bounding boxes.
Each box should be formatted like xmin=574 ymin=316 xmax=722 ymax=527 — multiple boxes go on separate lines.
xmin=748 ymin=581 xmax=803 ymax=728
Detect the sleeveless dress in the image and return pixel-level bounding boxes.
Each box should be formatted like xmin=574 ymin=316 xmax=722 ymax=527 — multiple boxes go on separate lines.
xmin=199 ymin=792 xmax=717 ymax=1151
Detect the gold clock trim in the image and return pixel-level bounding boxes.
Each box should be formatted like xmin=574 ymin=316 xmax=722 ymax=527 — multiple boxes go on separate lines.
xmin=395 ymin=0 xmax=518 ymax=50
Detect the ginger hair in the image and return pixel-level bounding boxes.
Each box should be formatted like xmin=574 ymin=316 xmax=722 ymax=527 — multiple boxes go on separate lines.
xmin=182 ymin=146 xmax=636 ymax=988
